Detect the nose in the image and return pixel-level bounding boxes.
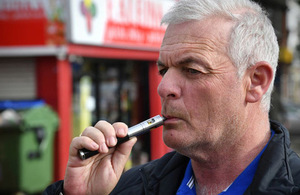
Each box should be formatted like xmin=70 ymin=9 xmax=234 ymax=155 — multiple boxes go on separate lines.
xmin=157 ymin=68 xmax=181 ymax=99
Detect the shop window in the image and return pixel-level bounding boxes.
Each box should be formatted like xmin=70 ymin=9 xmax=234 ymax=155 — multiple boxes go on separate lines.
xmin=72 ymin=58 xmax=151 ymax=167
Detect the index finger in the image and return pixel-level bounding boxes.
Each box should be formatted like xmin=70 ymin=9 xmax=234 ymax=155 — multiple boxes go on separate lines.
xmin=113 ymin=122 xmax=128 ymax=138
xmin=94 ymin=120 xmax=118 ymax=148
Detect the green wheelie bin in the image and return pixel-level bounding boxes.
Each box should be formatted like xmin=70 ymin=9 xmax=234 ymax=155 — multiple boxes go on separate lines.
xmin=0 ymin=101 xmax=58 ymax=194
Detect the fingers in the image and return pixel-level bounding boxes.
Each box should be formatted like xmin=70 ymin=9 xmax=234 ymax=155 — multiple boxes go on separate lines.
xmin=65 ymin=120 xmax=136 ymax=195
xmin=113 ymin=122 xmax=128 ymax=139
xmin=75 ymin=121 xmax=129 ymax=154
xmin=69 ymin=136 xmax=98 ymax=158
xmin=93 ymin=121 xmax=118 ymax=148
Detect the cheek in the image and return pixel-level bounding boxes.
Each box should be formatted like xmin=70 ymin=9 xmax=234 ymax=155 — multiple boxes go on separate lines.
xmin=185 ymin=80 xmax=216 ymax=109
xmin=183 ymin=84 xmax=213 ymax=127
xmin=183 ymin=85 xmax=204 ymax=111
xmin=185 ymin=78 xmax=238 ymax=122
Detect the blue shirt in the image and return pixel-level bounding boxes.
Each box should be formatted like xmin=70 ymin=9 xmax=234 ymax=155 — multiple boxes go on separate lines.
xmin=176 ymin=130 xmax=275 ymax=195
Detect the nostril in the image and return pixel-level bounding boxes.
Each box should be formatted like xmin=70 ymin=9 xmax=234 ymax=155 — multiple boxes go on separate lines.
xmin=168 ymin=93 xmax=176 ymax=98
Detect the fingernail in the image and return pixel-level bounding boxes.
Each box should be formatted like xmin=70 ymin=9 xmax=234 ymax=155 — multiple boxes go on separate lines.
xmin=100 ymin=143 xmax=108 ymax=153
xmin=108 ymin=137 xmax=117 ymax=146
xmin=92 ymin=143 xmax=99 ymax=149
xmin=118 ymin=128 xmax=126 ymax=136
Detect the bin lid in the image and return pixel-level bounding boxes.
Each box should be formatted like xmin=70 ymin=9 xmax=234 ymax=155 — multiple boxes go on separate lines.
xmin=0 ymin=100 xmax=45 ymax=110
xmin=22 ymin=106 xmax=59 ymax=133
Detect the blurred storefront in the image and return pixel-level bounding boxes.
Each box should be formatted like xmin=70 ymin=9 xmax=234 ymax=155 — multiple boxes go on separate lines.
xmin=255 ymin=0 xmax=300 ymax=153
xmin=285 ymin=0 xmax=300 ymax=155
xmin=0 ymin=0 xmax=174 ymax=187
xmin=0 ymin=0 xmax=71 ymax=186
xmin=1 ymin=0 xmax=300 ymax=192
xmin=67 ymin=0 xmax=174 ymax=171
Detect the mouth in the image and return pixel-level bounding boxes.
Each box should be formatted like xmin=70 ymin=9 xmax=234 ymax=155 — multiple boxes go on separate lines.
xmin=162 ymin=115 xmax=182 ymax=125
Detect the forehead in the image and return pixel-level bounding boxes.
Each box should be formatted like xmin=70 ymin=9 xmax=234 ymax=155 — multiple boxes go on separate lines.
xmin=159 ymin=17 xmax=233 ymax=62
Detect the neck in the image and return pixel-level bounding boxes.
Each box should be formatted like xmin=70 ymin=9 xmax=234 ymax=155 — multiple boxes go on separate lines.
xmin=192 ymin=112 xmax=271 ymax=195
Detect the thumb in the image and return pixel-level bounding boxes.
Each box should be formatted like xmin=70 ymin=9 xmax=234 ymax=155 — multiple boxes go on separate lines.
xmin=112 ymin=137 xmax=137 ymax=178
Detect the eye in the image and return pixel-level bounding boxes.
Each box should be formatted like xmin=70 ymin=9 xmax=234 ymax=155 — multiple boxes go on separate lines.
xmin=158 ymin=68 xmax=168 ymax=76
xmin=183 ymin=67 xmax=201 ymax=75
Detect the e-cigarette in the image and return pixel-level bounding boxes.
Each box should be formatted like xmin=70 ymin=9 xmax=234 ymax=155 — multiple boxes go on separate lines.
xmin=78 ymin=115 xmax=166 ymax=160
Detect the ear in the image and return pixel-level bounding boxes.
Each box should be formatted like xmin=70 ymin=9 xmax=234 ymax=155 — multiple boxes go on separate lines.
xmin=245 ymin=61 xmax=273 ymax=103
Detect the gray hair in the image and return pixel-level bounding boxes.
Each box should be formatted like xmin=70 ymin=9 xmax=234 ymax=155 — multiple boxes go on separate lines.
xmin=161 ymin=0 xmax=279 ymax=112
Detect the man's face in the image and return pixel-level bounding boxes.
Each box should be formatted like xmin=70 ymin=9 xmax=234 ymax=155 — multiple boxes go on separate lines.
xmin=158 ymin=18 xmax=247 ymax=156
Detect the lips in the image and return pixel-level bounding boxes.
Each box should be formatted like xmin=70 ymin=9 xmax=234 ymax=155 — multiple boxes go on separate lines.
xmin=163 ymin=115 xmax=177 ymax=120
xmin=162 ymin=115 xmax=182 ymax=125
xmin=161 ymin=104 xmax=187 ymax=124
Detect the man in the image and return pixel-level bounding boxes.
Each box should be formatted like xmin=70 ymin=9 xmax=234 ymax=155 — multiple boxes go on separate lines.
xmin=45 ymin=0 xmax=300 ymax=194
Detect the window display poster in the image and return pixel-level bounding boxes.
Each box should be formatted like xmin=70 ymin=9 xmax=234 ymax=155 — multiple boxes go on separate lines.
xmin=69 ymin=0 xmax=175 ymax=49
xmin=0 ymin=0 xmax=66 ymax=46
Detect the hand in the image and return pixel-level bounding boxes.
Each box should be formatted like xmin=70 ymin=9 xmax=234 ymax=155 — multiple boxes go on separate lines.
xmin=63 ymin=121 xmax=137 ymax=195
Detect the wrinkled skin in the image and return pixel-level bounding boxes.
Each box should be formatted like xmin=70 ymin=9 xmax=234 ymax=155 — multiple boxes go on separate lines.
xmin=158 ymin=18 xmax=246 ymax=160
xmin=64 ymin=121 xmax=136 ymax=195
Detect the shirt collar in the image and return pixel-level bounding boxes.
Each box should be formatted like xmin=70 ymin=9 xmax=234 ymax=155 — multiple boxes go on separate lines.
xmin=177 ymin=129 xmax=275 ymax=195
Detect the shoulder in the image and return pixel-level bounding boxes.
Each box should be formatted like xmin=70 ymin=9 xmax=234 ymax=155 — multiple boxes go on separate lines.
xmin=111 ymin=151 xmax=189 ymax=194
xmin=43 ymin=180 xmax=64 ymax=195
xmin=288 ymin=150 xmax=300 ymax=181
xmin=243 ymin=121 xmax=300 ymax=194
xmin=271 ymin=121 xmax=300 ymax=186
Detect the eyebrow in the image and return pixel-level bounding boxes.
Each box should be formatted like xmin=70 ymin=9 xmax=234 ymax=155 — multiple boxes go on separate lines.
xmin=156 ymin=60 xmax=165 ymax=68
xmin=157 ymin=56 xmax=209 ymax=68
xmin=177 ymin=57 xmax=198 ymax=66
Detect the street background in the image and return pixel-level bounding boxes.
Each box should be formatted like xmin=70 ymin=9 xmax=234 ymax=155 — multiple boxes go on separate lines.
xmin=0 ymin=0 xmax=300 ymax=194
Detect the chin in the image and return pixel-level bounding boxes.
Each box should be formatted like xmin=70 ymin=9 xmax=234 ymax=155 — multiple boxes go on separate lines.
xmin=163 ymin=130 xmax=189 ymax=151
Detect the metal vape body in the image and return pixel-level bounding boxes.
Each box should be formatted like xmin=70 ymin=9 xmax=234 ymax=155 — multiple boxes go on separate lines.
xmin=78 ymin=115 xmax=165 ymax=160
xmin=126 ymin=115 xmax=165 ymax=137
